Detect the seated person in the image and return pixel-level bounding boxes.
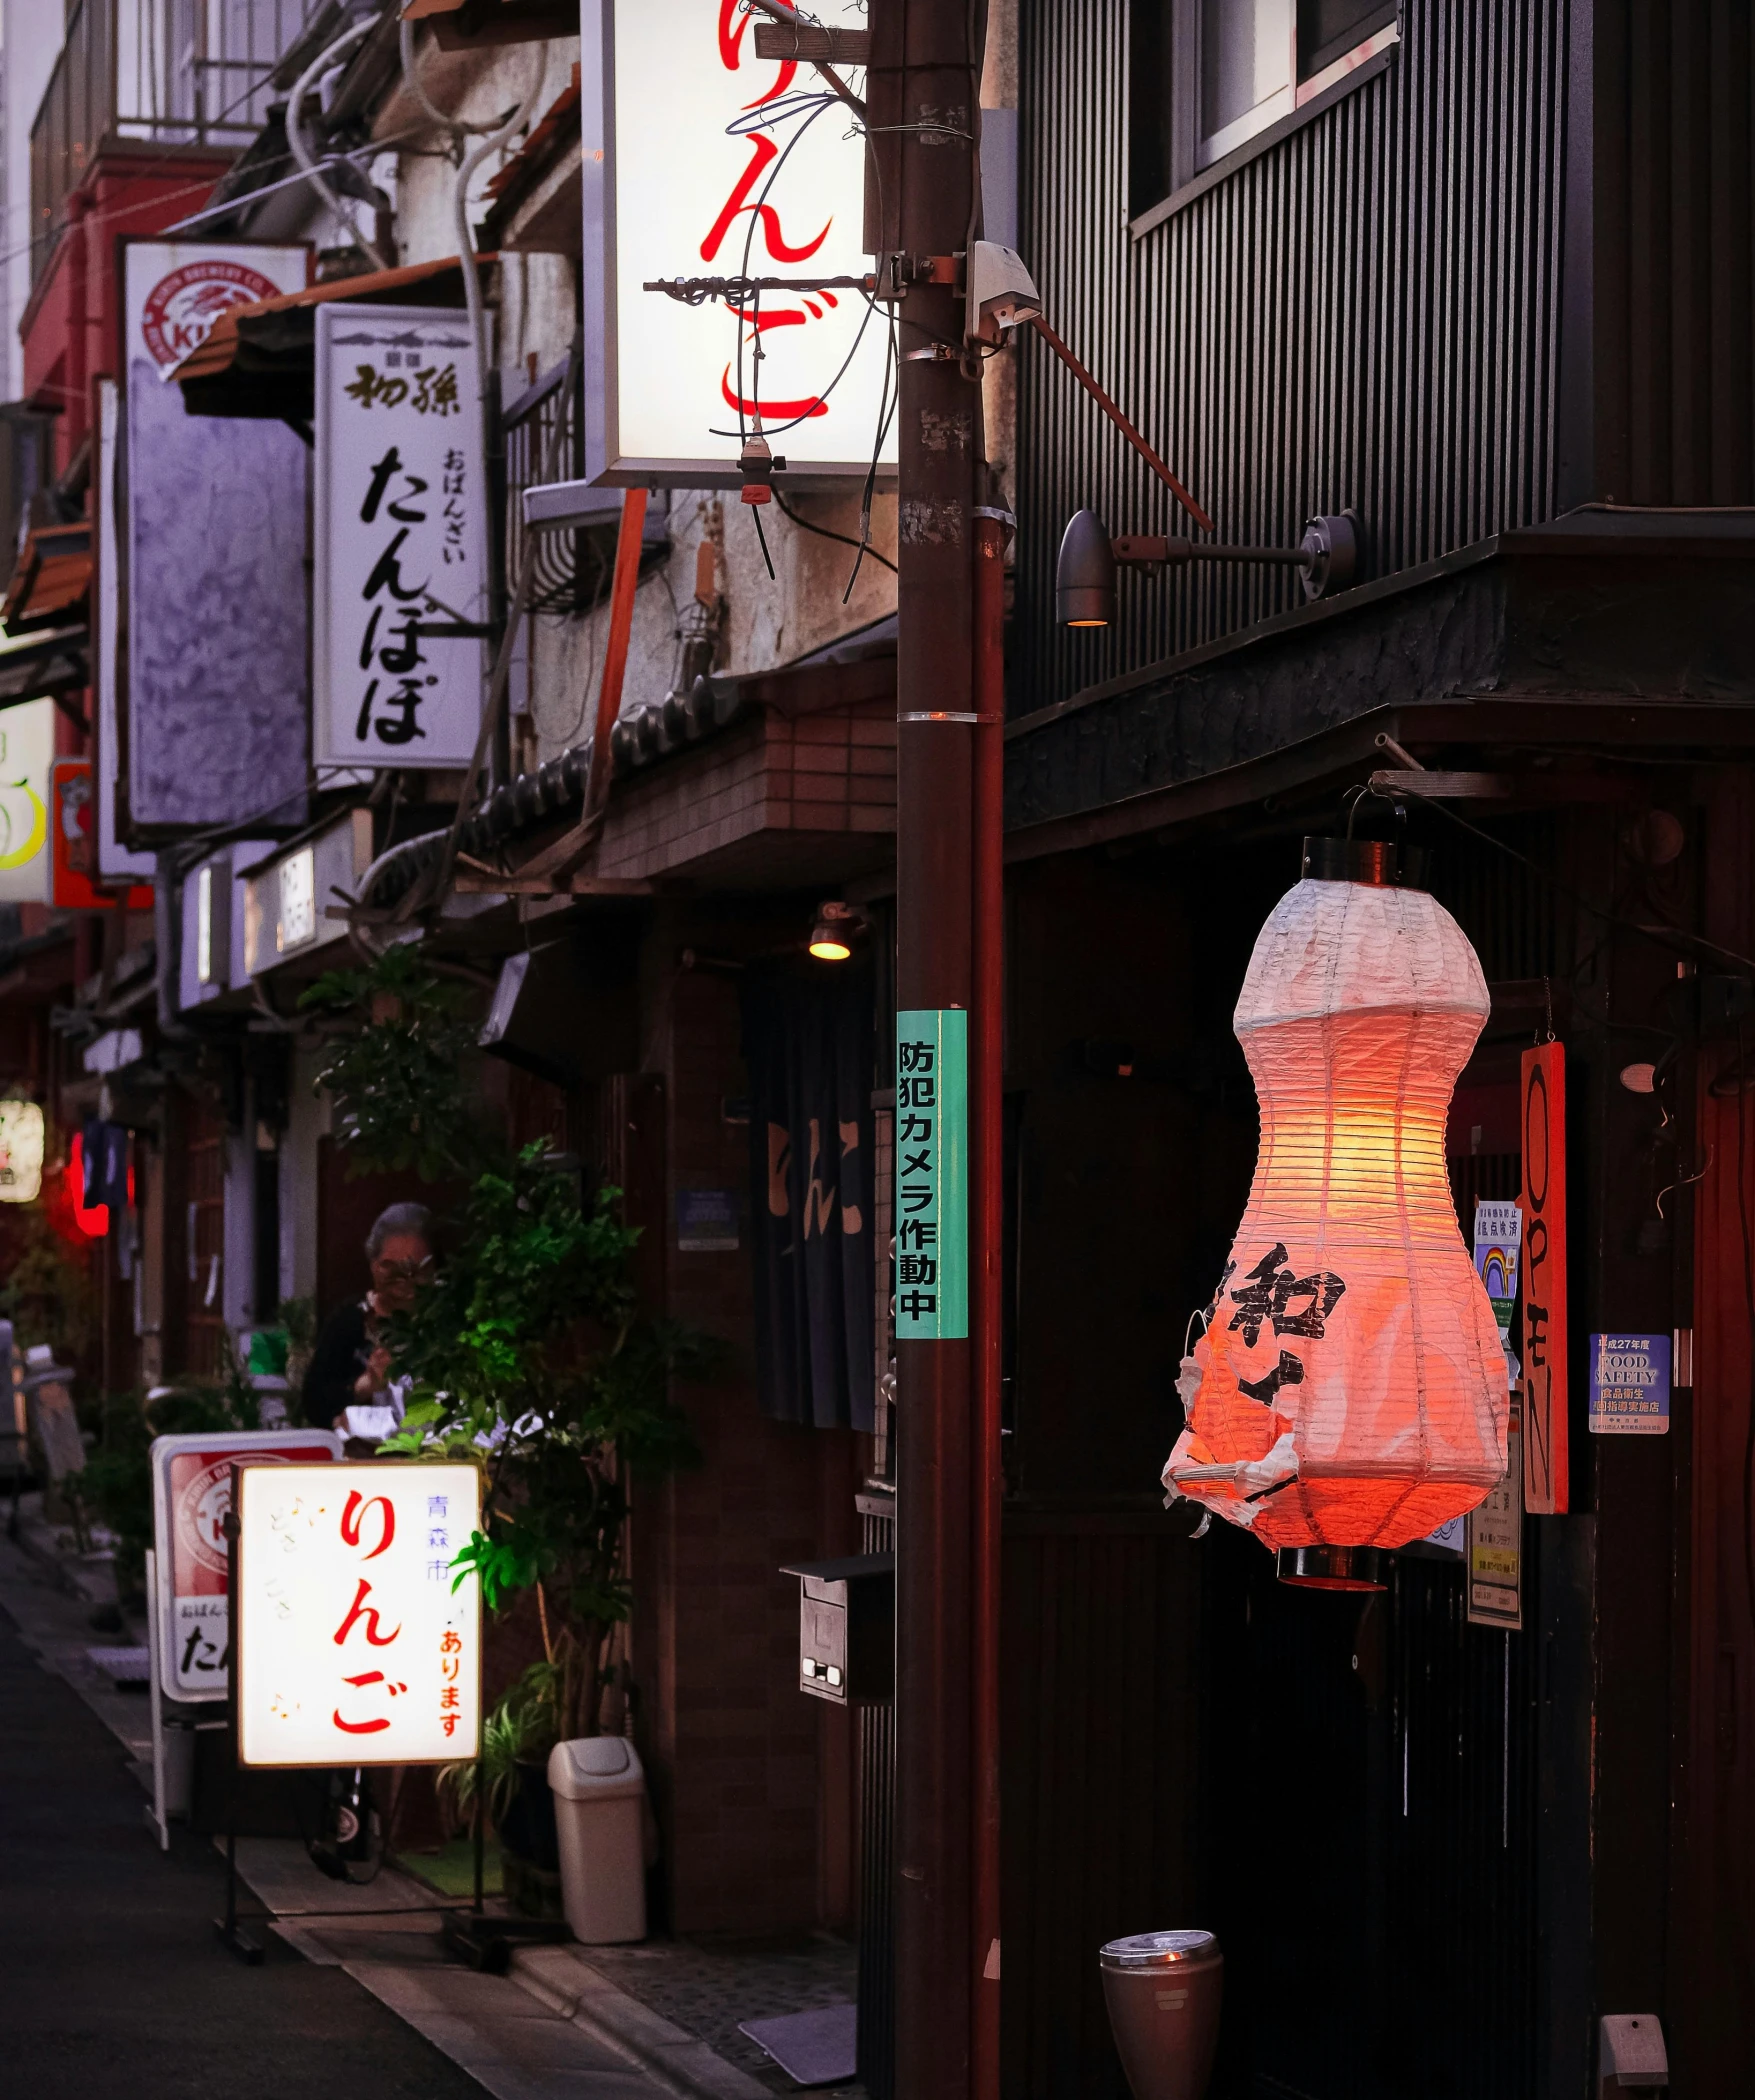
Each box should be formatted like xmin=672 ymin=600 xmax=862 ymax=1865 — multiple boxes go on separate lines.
xmin=303 ymin=1202 xmax=433 ymax=1432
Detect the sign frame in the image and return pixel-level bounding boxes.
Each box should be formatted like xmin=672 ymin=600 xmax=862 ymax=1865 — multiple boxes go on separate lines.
xmin=581 ymin=0 xmax=898 ymax=490
xmin=1589 ymin=1331 xmax=1671 ymax=1436
xmin=118 ymin=236 xmax=313 ymax=839
xmin=313 ymin=303 xmax=489 ymax=769
xmin=1519 ymin=1041 xmax=1569 ymax=1513
xmin=150 ymin=1428 xmax=343 ymax=1704
xmin=233 ymin=1458 xmax=482 ymax=1770
xmin=894 ymin=1008 xmax=969 ymax=1340
xmin=0 ymin=699 xmax=57 ymax=904
xmin=94 ymin=378 xmax=157 ymax=886
xmin=1467 ymin=1423 xmax=1524 ymax=1630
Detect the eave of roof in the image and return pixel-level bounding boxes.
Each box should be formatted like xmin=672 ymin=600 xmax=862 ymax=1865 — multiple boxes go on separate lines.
xmin=172 ymin=254 xmax=494 ymax=419
xmin=1 ymin=527 xmax=91 ymax=635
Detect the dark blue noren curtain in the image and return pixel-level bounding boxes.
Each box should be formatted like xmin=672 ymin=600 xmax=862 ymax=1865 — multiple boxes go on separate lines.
xmin=81 ymin=1120 xmax=128 ymax=1209
xmin=741 ymin=964 xmax=876 ymax=1431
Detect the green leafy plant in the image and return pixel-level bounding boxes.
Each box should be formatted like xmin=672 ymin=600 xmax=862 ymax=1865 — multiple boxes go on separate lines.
xmin=440 ymin=1671 xmax=557 ymax=1829
xmin=298 ymin=943 xmax=486 ymax=1180
xmin=1 ymin=1208 xmax=98 ymax=1369
xmin=79 ymin=1378 xmax=262 ymax=1600
xmin=304 ymin=933 xmax=715 ymax=1757
xmin=380 ymin=1143 xmax=711 ymax=1745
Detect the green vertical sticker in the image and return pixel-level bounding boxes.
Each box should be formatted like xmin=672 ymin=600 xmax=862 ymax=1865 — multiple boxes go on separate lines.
xmin=894 ymin=1008 xmax=968 ymax=1340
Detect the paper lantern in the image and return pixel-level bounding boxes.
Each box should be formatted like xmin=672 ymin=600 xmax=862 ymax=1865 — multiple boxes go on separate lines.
xmin=1164 ymin=840 xmax=1506 ymax=1574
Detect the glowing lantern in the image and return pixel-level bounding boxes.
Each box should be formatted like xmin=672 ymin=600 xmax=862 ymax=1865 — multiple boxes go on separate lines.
xmin=0 ymin=1098 xmax=44 ymax=1204
xmin=1164 ymin=839 xmax=1506 ymax=1580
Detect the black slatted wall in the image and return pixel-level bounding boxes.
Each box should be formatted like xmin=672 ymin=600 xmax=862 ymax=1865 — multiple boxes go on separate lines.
xmin=1013 ymin=0 xmax=1570 ymax=716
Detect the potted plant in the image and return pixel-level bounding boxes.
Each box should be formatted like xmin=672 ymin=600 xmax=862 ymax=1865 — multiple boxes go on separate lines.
xmin=304 ymin=948 xmax=710 ymax=1913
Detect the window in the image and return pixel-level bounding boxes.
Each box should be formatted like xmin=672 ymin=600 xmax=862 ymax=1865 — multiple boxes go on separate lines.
xmin=1130 ymin=0 xmax=1398 ymax=216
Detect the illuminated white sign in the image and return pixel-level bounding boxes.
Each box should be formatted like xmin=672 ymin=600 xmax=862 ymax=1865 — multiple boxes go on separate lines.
xmin=584 ymin=0 xmax=896 ymax=486
xmin=0 ymin=1099 xmax=44 ymax=1203
xmin=314 ymin=304 xmax=488 ymax=767
xmin=277 ymin=847 xmax=316 ymax=952
xmin=236 ymin=1460 xmax=482 ymax=1767
xmin=195 ymin=864 xmax=215 ymax=982
xmin=0 ymin=700 xmax=54 ymax=904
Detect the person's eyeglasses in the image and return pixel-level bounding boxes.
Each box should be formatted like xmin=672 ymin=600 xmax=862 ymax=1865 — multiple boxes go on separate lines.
xmin=373 ymin=1256 xmax=434 ymax=1280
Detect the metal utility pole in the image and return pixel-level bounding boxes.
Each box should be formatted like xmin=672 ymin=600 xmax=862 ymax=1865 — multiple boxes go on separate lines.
xmin=870 ymin=2 xmax=998 ymax=2096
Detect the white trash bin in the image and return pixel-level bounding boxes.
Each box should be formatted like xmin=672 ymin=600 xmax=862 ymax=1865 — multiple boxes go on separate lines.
xmin=548 ymin=1735 xmax=647 ymax=1944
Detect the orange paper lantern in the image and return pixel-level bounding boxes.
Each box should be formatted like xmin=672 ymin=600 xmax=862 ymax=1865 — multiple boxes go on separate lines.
xmin=1164 ymin=840 xmax=1507 ymax=1565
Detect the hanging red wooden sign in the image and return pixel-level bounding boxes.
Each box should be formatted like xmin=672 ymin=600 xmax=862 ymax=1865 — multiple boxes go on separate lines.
xmin=1520 ymin=1041 xmax=1568 ymax=1513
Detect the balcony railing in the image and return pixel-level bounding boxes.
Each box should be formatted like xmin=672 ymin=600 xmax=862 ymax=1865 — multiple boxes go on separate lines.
xmin=30 ymin=0 xmax=327 ymax=285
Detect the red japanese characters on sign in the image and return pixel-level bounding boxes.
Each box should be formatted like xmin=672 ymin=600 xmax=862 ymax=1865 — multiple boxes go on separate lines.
xmin=234 ymin=1460 xmax=481 ymax=1767
xmin=595 ymin=0 xmax=894 ymax=481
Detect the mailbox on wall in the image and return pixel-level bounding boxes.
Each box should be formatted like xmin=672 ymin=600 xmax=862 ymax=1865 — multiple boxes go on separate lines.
xmin=779 ymin=1552 xmax=894 ymax=1706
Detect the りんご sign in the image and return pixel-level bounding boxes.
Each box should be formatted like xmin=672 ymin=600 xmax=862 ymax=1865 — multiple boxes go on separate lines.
xmin=234 ymin=1461 xmax=482 ymax=1767
xmin=583 ymin=0 xmax=895 ymax=485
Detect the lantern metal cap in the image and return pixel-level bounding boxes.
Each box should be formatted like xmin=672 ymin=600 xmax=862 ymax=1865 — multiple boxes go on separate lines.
xmin=1301 ymin=836 xmax=1429 ymax=891
xmin=1276 ymin=1544 xmax=1391 ymax=1591
xmin=1099 ymin=1930 xmax=1221 ymax=1971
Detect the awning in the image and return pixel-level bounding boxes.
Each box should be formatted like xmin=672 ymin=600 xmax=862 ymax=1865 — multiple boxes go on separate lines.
xmin=2 ymin=524 xmax=90 ymax=635
xmin=0 ymin=623 xmax=87 ymax=707
xmin=172 ymin=255 xmax=495 ymax=422
xmin=478 ymin=64 xmax=580 ymax=253
xmin=401 ymin=0 xmax=576 ymax=51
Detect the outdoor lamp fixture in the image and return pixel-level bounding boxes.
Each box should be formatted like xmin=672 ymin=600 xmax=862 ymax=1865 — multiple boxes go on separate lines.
xmin=1163 ymin=837 xmax=1507 ymax=1590
xmin=809 ymin=900 xmax=866 ymax=961
xmin=1055 ymin=507 xmax=1360 ymax=625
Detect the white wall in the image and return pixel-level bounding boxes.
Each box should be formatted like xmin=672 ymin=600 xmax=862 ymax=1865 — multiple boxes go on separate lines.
xmin=382 ymin=28 xmax=899 ymax=769
xmin=0 ymin=2 xmax=62 ymax=401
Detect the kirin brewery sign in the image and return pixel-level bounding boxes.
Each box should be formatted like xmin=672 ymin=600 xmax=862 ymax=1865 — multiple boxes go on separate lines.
xmin=235 ymin=1461 xmax=482 ymax=1767
xmin=150 ymin=1430 xmax=341 ymax=1700
xmin=583 ymin=0 xmax=896 ymax=485
xmin=121 ymin=240 xmax=311 ymax=834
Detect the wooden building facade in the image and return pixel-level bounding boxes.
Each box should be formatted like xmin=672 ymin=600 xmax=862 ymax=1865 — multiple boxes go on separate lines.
xmin=995 ymin=3 xmax=1755 ymax=2094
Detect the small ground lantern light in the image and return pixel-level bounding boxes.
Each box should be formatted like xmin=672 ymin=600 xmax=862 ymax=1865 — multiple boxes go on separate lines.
xmin=809 ymin=900 xmax=866 ymax=961
xmin=1055 ymin=508 xmax=1359 ymax=625
xmin=1164 ymin=837 xmax=1507 ymax=1587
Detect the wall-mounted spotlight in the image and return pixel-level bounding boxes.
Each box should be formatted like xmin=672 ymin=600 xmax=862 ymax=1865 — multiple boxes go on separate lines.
xmin=809 ymin=900 xmax=867 ymax=961
xmin=1054 ymin=508 xmax=1360 ymax=627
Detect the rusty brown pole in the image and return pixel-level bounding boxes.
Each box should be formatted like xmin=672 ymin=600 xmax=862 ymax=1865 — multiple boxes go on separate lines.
xmin=970 ymin=509 xmax=1007 ymax=2100
xmin=870 ymin=0 xmax=985 ymax=2095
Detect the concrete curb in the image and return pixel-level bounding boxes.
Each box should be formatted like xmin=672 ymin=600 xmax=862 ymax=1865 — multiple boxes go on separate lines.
xmin=510 ymin=1943 xmax=772 ymax=2100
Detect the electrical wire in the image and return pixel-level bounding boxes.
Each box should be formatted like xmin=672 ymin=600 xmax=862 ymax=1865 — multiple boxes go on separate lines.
xmin=722 ymin=89 xmax=843 ymax=448
xmin=1375 ymin=784 xmax=1755 ymax=979
xmin=5 ymin=25 xmax=350 ymax=271
xmin=287 ymin=14 xmax=390 ymax=272
xmin=844 ymin=314 xmax=898 ymax=601
xmin=772 ymin=488 xmax=896 ymax=570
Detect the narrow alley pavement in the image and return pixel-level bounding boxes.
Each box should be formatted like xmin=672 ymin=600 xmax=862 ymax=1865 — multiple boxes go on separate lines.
xmin=0 ymin=1572 xmax=489 ymax=2095
xmin=0 ymin=1530 xmax=719 ymax=2100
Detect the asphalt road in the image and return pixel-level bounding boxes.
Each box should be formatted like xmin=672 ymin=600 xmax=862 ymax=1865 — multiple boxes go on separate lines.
xmin=0 ymin=1596 xmax=487 ymax=2099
